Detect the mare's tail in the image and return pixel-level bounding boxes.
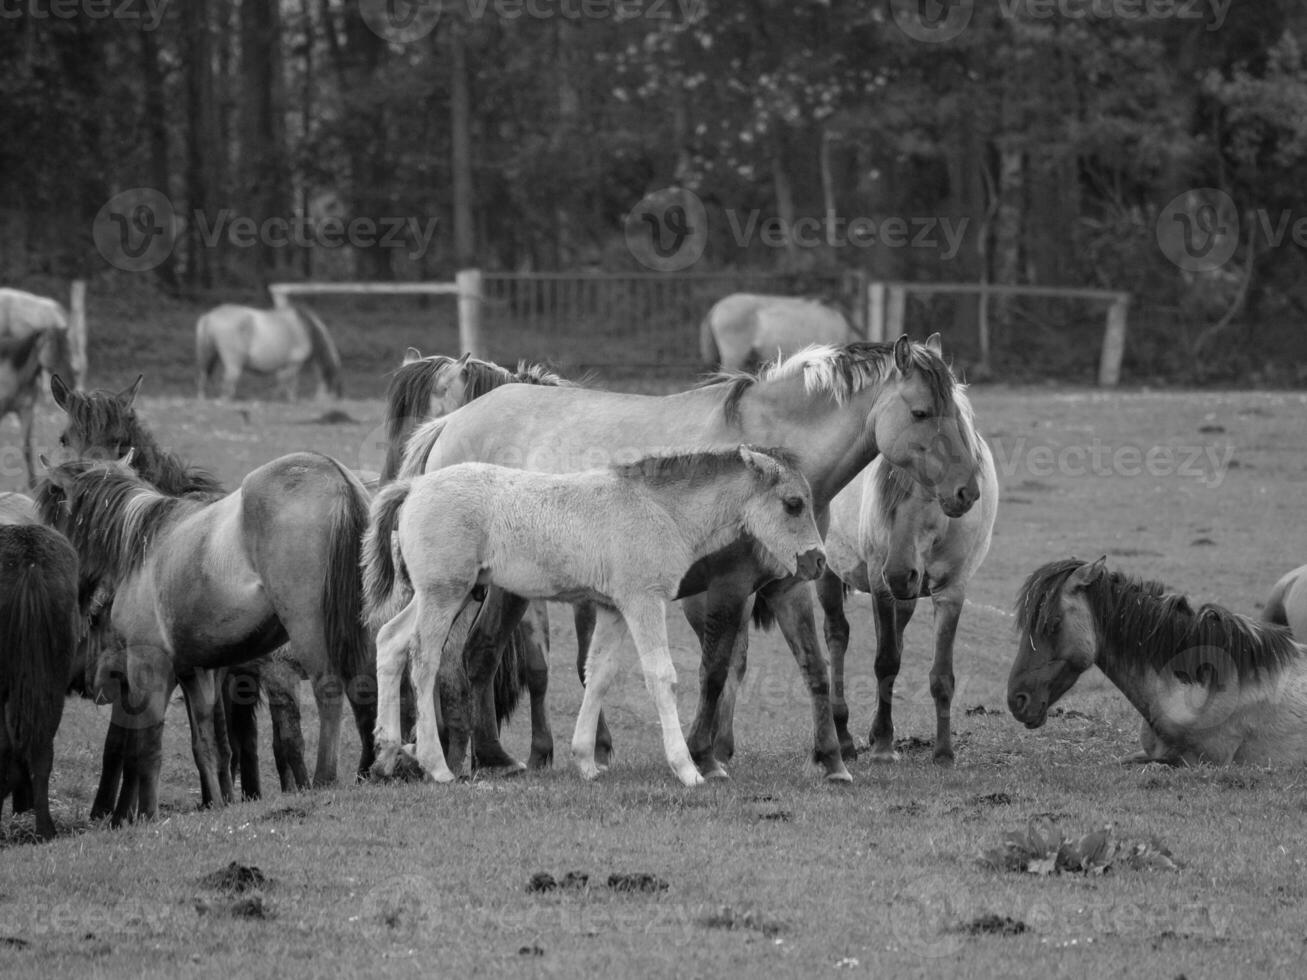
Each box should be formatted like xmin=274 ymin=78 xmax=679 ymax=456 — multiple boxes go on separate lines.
xmin=396 ymin=416 xmax=449 ymax=480
xmin=195 ymin=315 xmax=219 ymax=398
xmin=0 ymin=527 xmax=78 ymax=750
xmin=292 ymin=303 xmax=344 ymax=398
xmin=361 ymin=479 xmax=414 ymax=627
xmin=699 ymin=309 xmax=721 ymax=370
xmin=319 ymin=460 xmax=373 ymax=684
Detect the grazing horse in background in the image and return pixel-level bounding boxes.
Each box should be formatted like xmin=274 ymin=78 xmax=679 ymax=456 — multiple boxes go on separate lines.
xmin=49 ymin=374 xmax=321 ymax=798
xmin=380 ymin=348 xmax=569 ymax=769
xmin=0 ymin=523 xmax=79 ymax=840
xmin=802 ymin=427 xmax=997 ymax=765
xmin=0 ymin=321 xmax=76 ymax=488
xmin=700 ymin=294 xmax=855 ymax=372
xmin=397 ymin=335 xmax=982 ymax=782
xmin=36 ymin=451 xmax=375 ymax=824
xmin=196 ymin=303 xmax=343 ymax=401
xmin=364 ymin=447 xmax=826 ymax=786
xmin=1263 ymin=564 xmax=1307 ymax=638
xmin=0 ymin=288 xmax=82 ymax=387
xmin=1009 ymin=557 xmax=1307 ymax=766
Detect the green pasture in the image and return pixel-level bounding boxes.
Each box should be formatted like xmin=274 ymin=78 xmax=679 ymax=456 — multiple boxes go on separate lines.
xmin=1 ymin=331 xmax=1305 ymax=978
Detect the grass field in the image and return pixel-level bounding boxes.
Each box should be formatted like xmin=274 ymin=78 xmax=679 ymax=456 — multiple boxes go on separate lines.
xmin=2 ymin=355 xmax=1306 ymax=978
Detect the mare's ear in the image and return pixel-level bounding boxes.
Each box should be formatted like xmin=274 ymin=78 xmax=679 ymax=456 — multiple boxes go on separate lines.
xmin=924 ymin=332 xmax=943 ymax=356
xmin=118 ymin=374 xmax=144 ymax=407
xmin=109 ymin=448 xmax=136 ymax=476
xmin=738 ymin=445 xmax=780 ymax=483
xmin=403 ymin=347 xmax=423 ymax=365
xmin=38 ymin=454 xmax=69 ymax=489
xmin=892 ymin=334 xmax=913 ymax=375
xmin=51 ymin=373 xmax=72 ymax=409
xmin=1066 ymin=555 xmax=1108 ymax=591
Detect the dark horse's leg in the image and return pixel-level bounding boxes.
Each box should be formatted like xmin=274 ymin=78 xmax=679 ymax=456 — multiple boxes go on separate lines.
xmin=522 ymin=602 xmax=554 ymax=769
xmin=816 ymin=569 xmax=858 ymax=761
xmin=178 ymin=669 xmax=231 ymax=807
xmin=91 ymin=720 xmax=128 ymax=821
xmin=707 ymin=600 xmax=751 ymax=764
xmin=927 ymin=592 xmax=964 ymax=766
xmin=573 ymin=601 xmax=613 ymax=767
xmin=868 ymin=592 xmax=916 ymax=761
xmin=681 ymin=577 xmax=756 ymax=780
xmin=224 ymin=664 xmax=262 ymax=800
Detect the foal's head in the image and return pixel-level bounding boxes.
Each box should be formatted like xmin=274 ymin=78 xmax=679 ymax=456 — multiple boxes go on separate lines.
xmin=735 ymin=446 xmax=825 ymax=582
xmin=51 ymin=374 xmax=144 ymax=463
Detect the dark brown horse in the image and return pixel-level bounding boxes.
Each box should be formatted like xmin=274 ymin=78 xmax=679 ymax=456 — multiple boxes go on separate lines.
xmin=0 ymin=523 xmax=79 ymax=841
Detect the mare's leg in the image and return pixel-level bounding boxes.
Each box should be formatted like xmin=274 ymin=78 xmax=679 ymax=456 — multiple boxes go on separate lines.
xmin=310 ymin=672 xmax=344 ymax=787
xmin=869 ymin=593 xmax=916 ymax=762
xmin=621 ymin=600 xmax=702 ymax=788
xmin=91 ymin=720 xmax=129 ymax=821
xmin=414 ymin=589 xmax=472 ymax=783
xmin=928 ymin=592 xmax=963 ymax=765
xmin=571 ymin=605 xmax=627 ymax=780
xmin=522 ymin=601 xmax=555 ymax=770
xmin=275 ymin=363 xmax=300 ymax=402
xmin=760 ymin=578 xmax=851 ymax=782
xmin=224 ymin=665 xmax=262 ymax=800
xmin=456 ymin=587 xmax=529 ymax=775
xmin=220 ymin=363 xmax=240 ymax=401
xmin=710 ymin=609 xmax=751 ymax=764
xmin=345 ymin=654 xmax=379 ymax=779
xmin=268 ymin=684 xmax=310 ymax=791
xmin=29 ymin=735 xmax=57 ymax=840
xmin=177 ymin=669 xmax=230 ymax=807
xmin=816 ymin=570 xmax=857 ymax=761
xmin=574 ymin=601 xmax=613 ymax=767
xmin=682 ymin=580 xmax=754 ymax=780
xmin=372 ymin=601 xmax=416 ymax=778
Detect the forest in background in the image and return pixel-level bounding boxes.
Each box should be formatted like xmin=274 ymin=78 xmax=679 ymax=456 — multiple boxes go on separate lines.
xmin=4 ymin=0 xmax=1307 ymax=382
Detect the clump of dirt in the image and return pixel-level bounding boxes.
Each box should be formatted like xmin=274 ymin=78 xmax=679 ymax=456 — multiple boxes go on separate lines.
xmin=960 ymin=914 xmax=1026 ymax=936
xmin=971 ymin=792 xmax=1013 ymax=807
xmin=607 ymin=873 xmax=668 ymax=894
xmin=199 ymin=862 xmax=269 ymax=894
xmin=699 ymin=906 xmax=783 ymax=937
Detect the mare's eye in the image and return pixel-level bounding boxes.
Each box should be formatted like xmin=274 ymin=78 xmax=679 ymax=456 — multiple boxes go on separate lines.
xmin=910 ymin=408 xmax=931 ymax=421
xmin=58 ymin=434 xmax=68 ymax=447
xmin=783 ymin=496 xmax=804 ymax=517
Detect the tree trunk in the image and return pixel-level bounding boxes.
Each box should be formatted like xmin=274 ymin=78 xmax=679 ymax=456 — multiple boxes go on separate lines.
xmin=239 ymin=0 xmax=288 ymax=282
xmin=771 ymin=125 xmax=798 ymax=270
xmin=140 ymin=27 xmax=176 ymax=290
xmin=185 ymin=0 xmax=219 ymax=289
xmin=450 ymin=19 xmax=476 ymax=269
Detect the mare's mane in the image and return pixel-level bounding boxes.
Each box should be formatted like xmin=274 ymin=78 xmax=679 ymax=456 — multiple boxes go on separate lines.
xmin=1015 ymin=558 xmax=1302 ymax=684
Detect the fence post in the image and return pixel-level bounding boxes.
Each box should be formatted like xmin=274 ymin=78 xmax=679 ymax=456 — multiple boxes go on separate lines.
xmin=68 ymin=279 xmax=88 ymax=389
xmin=1098 ymin=293 xmax=1129 ymax=387
xmin=457 ymin=268 xmax=484 ymax=358
xmin=269 ymin=284 xmax=292 ymax=310
xmin=886 ymin=285 xmax=906 ymax=338
xmin=867 ymin=282 xmax=886 ymax=342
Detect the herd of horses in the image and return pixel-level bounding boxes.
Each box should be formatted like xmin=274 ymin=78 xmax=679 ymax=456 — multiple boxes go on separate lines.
xmin=2 ymin=285 xmax=1307 ymax=847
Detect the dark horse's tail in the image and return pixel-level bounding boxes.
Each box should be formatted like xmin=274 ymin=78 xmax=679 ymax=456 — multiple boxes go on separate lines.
xmin=319 ymin=457 xmax=373 ymax=686
xmin=0 ymin=526 xmax=78 ymax=751
xmin=291 ymin=303 xmax=344 ymax=398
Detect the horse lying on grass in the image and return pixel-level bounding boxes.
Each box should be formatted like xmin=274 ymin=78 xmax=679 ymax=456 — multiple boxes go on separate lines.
xmin=0 ymin=523 xmax=79 ymax=841
xmin=364 ymin=446 xmax=826 ymax=787
xmin=1009 ymin=556 xmax=1307 ymax=766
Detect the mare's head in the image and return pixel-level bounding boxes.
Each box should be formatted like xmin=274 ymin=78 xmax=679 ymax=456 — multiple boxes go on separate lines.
xmin=51 ymin=374 xmax=144 ymax=463
xmin=869 ymin=334 xmax=980 ymax=519
xmin=870 ymin=457 xmax=951 ymax=600
xmin=735 ymin=446 xmax=825 ymax=581
xmin=1008 ymin=557 xmax=1107 ymax=727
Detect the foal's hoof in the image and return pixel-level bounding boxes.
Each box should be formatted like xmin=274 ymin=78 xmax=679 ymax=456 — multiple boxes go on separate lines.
xmin=677 ymin=769 xmax=706 ymax=788
xmin=867 ymin=745 xmax=902 ymax=764
xmin=696 ymin=758 xmax=730 ymax=781
xmin=825 ymin=768 xmax=854 ymax=784
xmin=421 ymin=768 xmax=457 ymax=785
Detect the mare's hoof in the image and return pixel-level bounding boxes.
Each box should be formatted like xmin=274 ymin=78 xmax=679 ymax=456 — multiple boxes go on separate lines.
xmin=825 ymin=768 xmax=854 ymax=784
xmin=594 ymin=746 xmax=613 ymax=769
xmin=421 ymin=768 xmax=457 ymax=785
xmin=677 ymin=770 xmax=706 ymax=788
xmin=932 ymin=752 xmax=955 ymax=768
xmin=481 ymin=761 xmax=528 ymax=778
xmin=527 ymin=748 xmax=554 ymax=770
xmin=704 ymin=765 xmax=731 ymax=781
xmin=867 ymin=747 xmax=901 ymax=764
xmin=840 ymin=741 xmax=859 ymax=762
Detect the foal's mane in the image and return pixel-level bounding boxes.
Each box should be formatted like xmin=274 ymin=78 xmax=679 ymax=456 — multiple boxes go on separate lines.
xmin=57 ymin=387 xmax=225 ymax=497
xmin=611 ymin=445 xmax=801 ymax=488
xmin=35 ymin=460 xmax=208 ymax=591
xmin=381 ymin=353 xmax=569 ymax=481
xmin=1015 ymin=558 xmax=1302 ymax=684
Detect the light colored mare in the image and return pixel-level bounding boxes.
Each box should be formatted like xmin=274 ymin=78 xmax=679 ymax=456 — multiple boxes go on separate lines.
xmin=1264 ymin=563 xmax=1307 ymax=638
xmin=394 ymin=336 xmax=982 ymax=783
xmin=1010 ymin=557 xmax=1307 ymax=766
xmin=364 ymin=448 xmax=826 ymax=787
xmin=195 ymin=303 xmax=343 ymax=401
xmin=700 ymin=294 xmax=854 ymax=371
xmin=0 ymin=492 xmax=37 ymax=525
xmin=814 ymin=429 xmax=996 ymax=764
xmin=0 ymin=289 xmax=79 ymax=487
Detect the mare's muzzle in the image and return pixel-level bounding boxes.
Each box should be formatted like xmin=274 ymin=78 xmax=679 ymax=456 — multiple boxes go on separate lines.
xmin=795 ymin=547 xmax=825 ymax=582
xmin=1007 ymin=689 xmax=1047 ymax=729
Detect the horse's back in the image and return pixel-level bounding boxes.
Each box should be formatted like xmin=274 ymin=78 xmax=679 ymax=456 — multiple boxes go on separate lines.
xmin=707 ymin=294 xmax=852 ymax=370
xmin=199 ymin=305 xmax=309 ymax=374
xmin=1264 ymin=563 xmax=1307 ymax=638
xmin=0 ymin=289 xmax=67 ymax=338
xmin=0 ymin=492 xmax=38 ymax=526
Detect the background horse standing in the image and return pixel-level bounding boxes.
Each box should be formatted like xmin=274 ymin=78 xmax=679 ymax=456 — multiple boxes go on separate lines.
xmin=700 ymin=294 xmax=854 ymax=372
xmin=809 ymin=427 xmax=996 ymax=765
xmin=0 ymin=522 xmax=79 ymax=840
xmin=195 ymin=303 xmax=343 ymax=401
xmin=36 ymin=451 xmax=375 ymax=824
xmin=396 ymin=336 xmax=981 ymax=782
xmin=0 ymin=318 xmax=76 ymax=488
xmin=1009 ymin=557 xmax=1307 ymax=766
xmin=364 ymin=447 xmax=826 ymax=786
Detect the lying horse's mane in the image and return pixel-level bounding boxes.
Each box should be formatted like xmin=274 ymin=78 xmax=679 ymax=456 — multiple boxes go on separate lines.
xmin=1016 ymin=558 xmax=1302 ymax=685
xmin=35 ymin=460 xmax=208 ymax=591
xmin=381 ymin=353 xmax=569 ymax=481
xmin=58 ymin=387 xmax=225 ymax=497
xmin=611 ymin=445 xmax=800 ymax=488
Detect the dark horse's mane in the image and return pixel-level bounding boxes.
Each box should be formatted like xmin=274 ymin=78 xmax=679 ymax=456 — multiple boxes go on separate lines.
xmin=611 ymin=445 xmax=802 ymax=489
xmin=380 ymin=353 xmax=569 ymax=481
xmin=702 ymin=341 xmax=963 ymax=430
xmin=56 ymin=386 xmax=225 ymax=498
xmin=1015 ymin=558 xmax=1302 ymax=685
xmin=35 ymin=460 xmax=207 ymax=595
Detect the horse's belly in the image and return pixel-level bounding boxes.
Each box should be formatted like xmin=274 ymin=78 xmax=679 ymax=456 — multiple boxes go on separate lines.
xmin=244 ymin=339 xmax=310 ymax=373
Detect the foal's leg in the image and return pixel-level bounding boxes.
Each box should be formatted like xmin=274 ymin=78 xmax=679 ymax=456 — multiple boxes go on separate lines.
xmin=413 ymin=589 xmax=471 ymax=783
xmin=928 ymin=590 xmax=963 ymax=765
xmin=372 ymin=601 xmax=417 ymax=778
xmin=816 ymin=569 xmax=858 ymax=761
xmin=571 ymin=605 xmax=628 ymax=780
xmin=522 ymin=601 xmax=555 ymax=769
xmin=177 ymin=669 xmax=230 ymax=807
xmin=574 ymin=601 xmax=613 ymax=767
xmin=621 ymin=599 xmax=703 ymax=788
xmin=868 ymin=593 xmax=916 ymax=762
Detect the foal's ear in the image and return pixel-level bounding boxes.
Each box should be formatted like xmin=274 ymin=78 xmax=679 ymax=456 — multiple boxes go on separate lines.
xmin=738 ymin=446 xmax=777 ymax=481
xmin=893 ymin=334 xmax=914 ymax=375
xmin=924 ymin=332 xmax=943 ymax=356
xmin=50 ymin=373 xmax=72 ymax=409
xmin=118 ymin=374 xmax=144 ymax=407
xmin=1067 ymin=555 xmax=1108 ymax=590
xmin=402 ymin=347 xmax=423 ymax=365
xmin=456 ymin=351 xmax=472 ymax=368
